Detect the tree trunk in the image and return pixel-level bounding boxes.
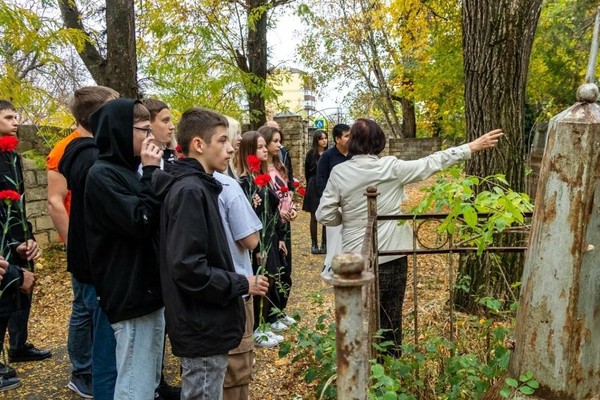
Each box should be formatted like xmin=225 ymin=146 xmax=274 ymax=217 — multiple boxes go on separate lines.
xmin=246 ymin=0 xmax=268 ymax=129
xmin=455 ymin=0 xmax=543 ymax=311
xmin=58 ymin=0 xmax=139 ymax=98
xmin=400 ymin=97 xmax=416 ymax=138
xmin=106 ymin=0 xmax=139 ymax=98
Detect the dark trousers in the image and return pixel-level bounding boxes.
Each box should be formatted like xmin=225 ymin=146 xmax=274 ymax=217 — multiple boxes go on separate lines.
xmin=378 ymin=257 xmax=408 ymax=355
xmin=8 ymin=292 xmax=31 ymax=350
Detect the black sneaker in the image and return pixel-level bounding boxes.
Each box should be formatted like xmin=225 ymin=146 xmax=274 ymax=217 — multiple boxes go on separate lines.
xmin=311 ymin=245 xmax=319 ymax=254
xmin=67 ymin=373 xmax=93 ymax=398
xmin=0 ymin=377 xmax=21 ymax=392
xmin=8 ymin=343 xmax=52 ymax=362
xmin=155 ymin=382 xmax=181 ymax=400
xmin=0 ymin=362 xmax=16 ymax=380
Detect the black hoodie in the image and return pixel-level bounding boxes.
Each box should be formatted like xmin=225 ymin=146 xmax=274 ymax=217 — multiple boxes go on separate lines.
xmin=84 ymin=98 xmax=163 ymax=324
xmin=58 ymin=137 xmax=97 ymax=284
xmin=153 ymin=158 xmax=248 ymax=357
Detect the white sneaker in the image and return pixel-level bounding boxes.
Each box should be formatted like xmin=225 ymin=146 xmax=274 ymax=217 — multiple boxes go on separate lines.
xmin=280 ymin=315 xmax=297 ymax=326
xmin=253 ymin=330 xmax=279 ymax=348
xmin=265 ymin=330 xmax=284 ymax=343
xmin=270 ymin=321 xmax=288 ymax=332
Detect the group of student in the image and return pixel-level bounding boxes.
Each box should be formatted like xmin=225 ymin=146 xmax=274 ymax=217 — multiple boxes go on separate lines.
xmin=0 ymin=85 xmax=304 ymax=400
xmin=0 ymin=84 xmax=504 ymax=399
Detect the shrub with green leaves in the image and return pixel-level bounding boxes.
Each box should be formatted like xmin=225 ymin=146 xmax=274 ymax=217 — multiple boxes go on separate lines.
xmin=410 ymin=165 xmax=534 ymax=255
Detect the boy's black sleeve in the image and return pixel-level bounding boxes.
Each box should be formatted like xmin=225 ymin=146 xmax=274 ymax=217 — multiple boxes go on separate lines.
xmin=0 ymin=264 xmax=23 ymax=293
xmin=165 ymin=186 xmax=249 ymax=305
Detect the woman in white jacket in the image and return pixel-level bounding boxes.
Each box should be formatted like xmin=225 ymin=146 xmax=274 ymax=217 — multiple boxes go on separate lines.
xmin=316 ymin=118 xmax=502 ymax=352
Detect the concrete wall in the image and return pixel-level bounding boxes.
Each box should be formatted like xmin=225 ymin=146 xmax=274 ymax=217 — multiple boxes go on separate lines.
xmin=382 ymin=137 xmax=443 ymax=159
xmin=275 ymin=114 xmax=309 ymax=179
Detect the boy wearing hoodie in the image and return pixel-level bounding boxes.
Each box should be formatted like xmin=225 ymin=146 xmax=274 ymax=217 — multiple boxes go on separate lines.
xmin=84 ymin=99 xmax=164 ymax=400
xmin=152 ymin=108 xmax=268 ymax=400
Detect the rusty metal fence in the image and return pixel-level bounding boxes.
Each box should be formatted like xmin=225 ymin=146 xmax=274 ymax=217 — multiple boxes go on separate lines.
xmin=359 ymin=186 xmax=532 ymax=352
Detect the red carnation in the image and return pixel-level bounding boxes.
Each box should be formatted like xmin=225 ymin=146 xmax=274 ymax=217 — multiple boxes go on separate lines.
xmin=0 ymin=136 xmax=19 ymax=152
xmin=175 ymin=144 xmax=182 ymax=153
xmin=247 ymin=155 xmax=261 ymax=173
xmin=254 ymin=174 xmax=271 ymax=187
xmin=298 ymin=187 xmax=306 ymax=196
xmin=292 ymin=179 xmax=300 ymax=188
xmin=280 ymin=186 xmax=289 ymax=193
xmin=0 ymin=190 xmax=21 ymax=202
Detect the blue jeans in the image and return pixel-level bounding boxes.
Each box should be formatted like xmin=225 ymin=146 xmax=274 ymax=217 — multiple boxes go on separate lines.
xmin=68 ymin=276 xmax=94 ymax=376
xmin=181 ymin=353 xmax=228 ymax=400
xmin=111 ymin=307 xmax=165 ymax=400
xmin=93 ymin=303 xmax=117 ymax=400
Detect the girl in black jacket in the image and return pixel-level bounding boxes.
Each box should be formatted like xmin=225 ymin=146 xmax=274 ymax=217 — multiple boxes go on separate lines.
xmin=303 ymin=130 xmax=328 ymax=254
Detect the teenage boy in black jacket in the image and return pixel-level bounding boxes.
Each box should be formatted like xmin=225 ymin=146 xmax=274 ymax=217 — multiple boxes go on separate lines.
xmin=152 ymin=108 xmax=268 ymax=400
xmin=84 ymin=98 xmax=164 ymax=400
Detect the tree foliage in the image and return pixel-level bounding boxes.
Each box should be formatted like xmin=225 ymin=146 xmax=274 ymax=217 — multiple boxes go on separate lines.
xmin=527 ymin=0 xmax=599 ymax=120
xmin=297 ymin=0 xmax=464 ymax=139
xmin=137 ymin=0 xmax=288 ymax=126
xmin=0 ymin=0 xmax=89 ymax=126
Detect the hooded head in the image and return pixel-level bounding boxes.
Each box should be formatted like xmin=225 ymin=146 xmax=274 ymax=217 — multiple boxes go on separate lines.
xmin=90 ymin=98 xmax=150 ymax=170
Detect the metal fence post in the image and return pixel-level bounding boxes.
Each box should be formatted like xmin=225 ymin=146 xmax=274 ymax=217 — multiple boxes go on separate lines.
xmin=325 ymin=253 xmax=375 ymax=400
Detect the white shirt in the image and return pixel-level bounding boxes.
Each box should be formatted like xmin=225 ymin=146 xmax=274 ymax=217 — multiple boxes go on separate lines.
xmin=316 ymin=145 xmax=471 ymax=263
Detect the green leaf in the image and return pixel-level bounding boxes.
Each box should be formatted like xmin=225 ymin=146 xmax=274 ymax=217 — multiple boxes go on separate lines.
xmin=462 ymin=206 xmax=478 ymax=228
xmin=505 ymin=377 xmax=518 ymax=388
xmin=527 ymin=380 xmax=540 ymax=389
xmin=519 ymin=386 xmax=535 ymax=395
xmin=499 ymin=387 xmax=511 ymax=398
xmin=519 ymin=371 xmax=533 ymax=381
xmin=371 ymin=364 xmax=385 ymax=378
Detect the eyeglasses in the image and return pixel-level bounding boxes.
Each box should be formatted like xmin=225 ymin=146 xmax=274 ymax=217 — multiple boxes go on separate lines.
xmin=134 ymin=126 xmax=153 ymax=137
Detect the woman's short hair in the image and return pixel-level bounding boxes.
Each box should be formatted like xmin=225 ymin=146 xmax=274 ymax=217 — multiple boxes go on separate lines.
xmin=347 ymin=118 xmax=386 ymax=155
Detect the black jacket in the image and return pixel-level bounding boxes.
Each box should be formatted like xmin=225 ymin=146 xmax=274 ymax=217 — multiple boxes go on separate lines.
xmin=153 ymin=158 xmax=248 ymax=357
xmin=0 ymin=150 xmax=34 ymax=264
xmin=58 ymin=137 xmax=97 ymax=284
xmin=0 ymin=144 xmax=32 ymax=315
xmin=84 ymin=99 xmax=163 ymax=324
